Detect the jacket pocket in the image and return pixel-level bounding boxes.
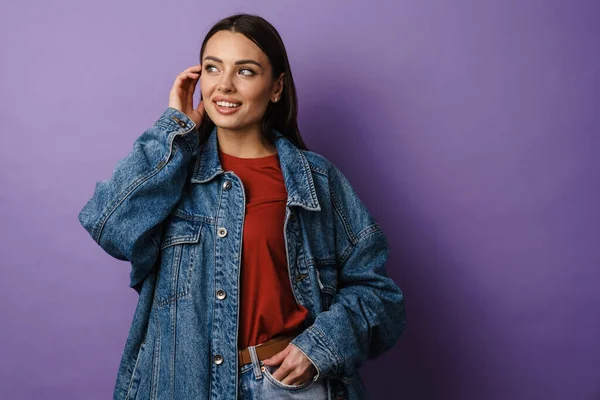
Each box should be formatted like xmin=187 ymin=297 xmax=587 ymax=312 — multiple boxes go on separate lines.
xmin=125 ymin=335 xmax=157 ymax=400
xmin=315 ymin=262 xmax=338 ymax=312
xmin=155 ymin=213 xmax=204 ymax=307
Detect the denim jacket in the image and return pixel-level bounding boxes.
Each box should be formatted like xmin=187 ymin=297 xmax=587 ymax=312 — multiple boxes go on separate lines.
xmin=78 ymin=107 xmax=406 ymax=400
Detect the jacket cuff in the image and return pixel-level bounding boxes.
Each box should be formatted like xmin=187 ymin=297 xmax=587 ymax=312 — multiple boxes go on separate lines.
xmin=154 ymin=107 xmax=199 ymax=154
xmin=290 ymin=325 xmax=343 ymax=379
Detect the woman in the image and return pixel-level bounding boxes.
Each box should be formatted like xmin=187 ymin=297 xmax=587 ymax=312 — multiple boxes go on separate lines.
xmin=78 ymin=13 xmax=405 ymax=400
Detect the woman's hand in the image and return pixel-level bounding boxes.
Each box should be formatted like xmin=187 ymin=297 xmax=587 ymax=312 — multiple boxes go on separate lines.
xmin=168 ymin=64 xmax=205 ymax=127
xmin=262 ymin=343 xmax=318 ymax=386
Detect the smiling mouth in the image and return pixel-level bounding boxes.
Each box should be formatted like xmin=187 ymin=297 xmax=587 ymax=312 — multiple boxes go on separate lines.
xmin=214 ymin=101 xmax=241 ymax=108
xmin=214 ymin=101 xmax=242 ymax=115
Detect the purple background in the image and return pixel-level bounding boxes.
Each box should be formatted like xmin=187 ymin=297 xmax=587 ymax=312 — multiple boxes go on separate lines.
xmin=1 ymin=0 xmax=599 ymax=399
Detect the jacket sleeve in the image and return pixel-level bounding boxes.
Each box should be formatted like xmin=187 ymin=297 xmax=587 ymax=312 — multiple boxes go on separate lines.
xmin=290 ymin=163 xmax=406 ymax=383
xmin=77 ymin=107 xmax=199 ymax=293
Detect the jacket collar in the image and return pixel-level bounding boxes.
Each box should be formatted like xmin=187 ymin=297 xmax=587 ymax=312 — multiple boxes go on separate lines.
xmin=190 ymin=127 xmax=321 ymax=211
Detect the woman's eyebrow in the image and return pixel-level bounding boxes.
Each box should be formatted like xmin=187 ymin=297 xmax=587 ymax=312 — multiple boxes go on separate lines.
xmin=203 ymin=56 xmax=263 ymax=69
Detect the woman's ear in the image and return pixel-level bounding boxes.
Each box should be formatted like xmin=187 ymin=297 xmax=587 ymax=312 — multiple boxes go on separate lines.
xmin=272 ymin=72 xmax=285 ymax=100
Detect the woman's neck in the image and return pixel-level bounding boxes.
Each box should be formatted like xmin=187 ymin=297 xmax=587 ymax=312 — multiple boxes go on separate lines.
xmin=216 ymin=125 xmax=277 ymax=158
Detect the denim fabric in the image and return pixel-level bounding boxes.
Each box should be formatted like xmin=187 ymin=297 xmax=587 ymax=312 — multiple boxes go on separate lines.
xmin=78 ymin=107 xmax=406 ymax=400
xmin=237 ymin=343 xmax=328 ymax=399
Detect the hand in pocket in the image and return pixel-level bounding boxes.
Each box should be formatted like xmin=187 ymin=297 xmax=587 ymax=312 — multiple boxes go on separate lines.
xmin=262 ymin=343 xmax=317 ymax=386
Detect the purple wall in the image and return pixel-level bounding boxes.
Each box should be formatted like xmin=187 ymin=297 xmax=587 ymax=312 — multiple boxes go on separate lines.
xmin=1 ymin=1 xmax=599 ymax=399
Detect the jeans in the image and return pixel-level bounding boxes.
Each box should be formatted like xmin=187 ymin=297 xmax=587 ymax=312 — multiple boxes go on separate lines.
xmin=238 ymin=344 xmax=329 ymax=399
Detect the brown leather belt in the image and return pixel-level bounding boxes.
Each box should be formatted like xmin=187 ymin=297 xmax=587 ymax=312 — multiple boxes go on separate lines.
xmin=238 ymin=327 xmax=304 ymax=366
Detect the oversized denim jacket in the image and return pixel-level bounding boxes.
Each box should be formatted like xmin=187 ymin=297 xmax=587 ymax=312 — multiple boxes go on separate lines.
xmin=78 ymin=107 xmax=406 ymax=400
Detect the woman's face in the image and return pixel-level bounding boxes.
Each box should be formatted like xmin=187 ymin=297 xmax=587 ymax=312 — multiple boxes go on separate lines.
xmin=200 ymin=30 xmax=283 ymax=134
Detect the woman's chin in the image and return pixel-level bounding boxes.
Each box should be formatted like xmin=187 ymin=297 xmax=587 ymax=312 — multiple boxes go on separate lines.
xmin=211 ymin=117 xmax=254 ymax=132
xmin=214 ymin=120 xmax=242 ymax=130
xmin=206 ymin=111 xmax=233 ymax=124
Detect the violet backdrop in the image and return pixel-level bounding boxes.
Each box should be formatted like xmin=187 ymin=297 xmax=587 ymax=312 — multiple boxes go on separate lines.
xmin=1 ymin=0 xmax=599 ymax=399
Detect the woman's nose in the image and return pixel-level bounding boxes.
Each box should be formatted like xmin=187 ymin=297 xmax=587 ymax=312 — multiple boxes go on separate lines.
xmin=217 ymin=73 xmax=235 ymax=93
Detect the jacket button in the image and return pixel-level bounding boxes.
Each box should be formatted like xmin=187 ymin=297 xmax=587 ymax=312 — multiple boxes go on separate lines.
xmin=216 ymin=289 xmax=226 ymax=300
xmin=222 ymin=180 xmax=232 ymax=191
xmin=213 ymin=354 xmax=224 ymax=365
xmin=217 ymin=227 xmax=228 ymax=238
xmin=171 ymin=115 xmax=187 ymax=128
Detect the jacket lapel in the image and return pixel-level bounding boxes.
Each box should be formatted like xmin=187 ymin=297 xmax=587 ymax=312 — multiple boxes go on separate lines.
xmin=190 ymin=127 xmax=320 ymax=211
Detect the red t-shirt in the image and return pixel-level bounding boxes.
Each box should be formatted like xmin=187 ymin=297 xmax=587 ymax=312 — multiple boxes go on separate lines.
xmin=218 ymin=148 xmax=309 ymax=350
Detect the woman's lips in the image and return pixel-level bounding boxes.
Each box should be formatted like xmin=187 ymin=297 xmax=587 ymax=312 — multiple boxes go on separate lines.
xmin=214 ymin=102 xmax=241 ymax=115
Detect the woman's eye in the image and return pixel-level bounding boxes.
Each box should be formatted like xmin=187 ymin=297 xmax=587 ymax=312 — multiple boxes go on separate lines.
xmin=205 ymin=65 xmax=218 ymax=72
xmin=239 ymin=68 xmax=255 ymax=76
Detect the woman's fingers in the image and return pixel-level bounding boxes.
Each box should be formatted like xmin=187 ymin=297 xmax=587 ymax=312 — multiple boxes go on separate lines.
xmin=175 ymin=72 xmax=198 ymax=94
xmin=173 ymin=66 xmax=201 ymax=92
xmin=273 ymin=365 xmax=309 ymax=386
xmin=267 ymin=345 xmax=316 ymax=386
xmin=171 ymin=72 xmax=199 ymax=109
xmin=168 ymin=65 xmax=204 ymax=126
xmin=186 ymin=73 xmax=200 ymax=108
xmin=177 ymin=64 xmax=202 ymax=79
xmin=180 ymin=70 xmax=200 ymax=105
xmin=185 ymin=64 xmax=202 ymax=73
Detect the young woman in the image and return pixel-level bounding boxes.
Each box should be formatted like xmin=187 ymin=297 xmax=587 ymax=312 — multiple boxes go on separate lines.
xmin=78 ymin=13 xmax=405 ymax=400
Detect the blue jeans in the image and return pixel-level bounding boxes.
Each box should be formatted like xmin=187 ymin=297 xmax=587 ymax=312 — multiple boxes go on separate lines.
xmin=238 ymin=344 xmax=329 ymax=399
